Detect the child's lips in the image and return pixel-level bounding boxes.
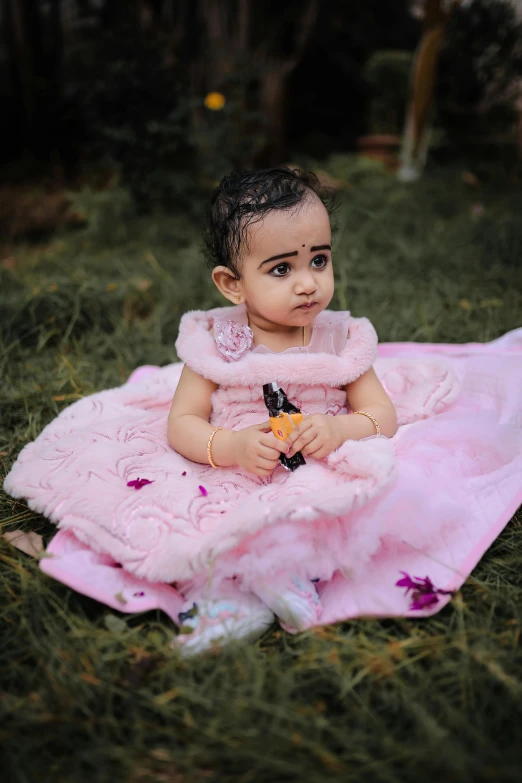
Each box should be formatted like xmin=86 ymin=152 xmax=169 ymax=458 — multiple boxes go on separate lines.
xmin=298 ymin=301 xmax=317 ymax=310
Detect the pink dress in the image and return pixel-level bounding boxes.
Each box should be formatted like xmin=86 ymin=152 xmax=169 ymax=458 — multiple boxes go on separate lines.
xmin=173 ymin=305 xmax=395 ymax=589
xmin=4 ymin=305 xmax=522 ymax=627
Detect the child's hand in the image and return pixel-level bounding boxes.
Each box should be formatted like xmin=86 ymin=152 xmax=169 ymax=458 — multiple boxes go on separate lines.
xmin=232 ymin=422 xmax=288 ymax=478
xmin=286 ymin=414 xmax=342 ymax=460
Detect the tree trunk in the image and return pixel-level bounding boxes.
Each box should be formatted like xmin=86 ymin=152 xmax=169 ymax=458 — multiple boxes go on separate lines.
xmin=398 ymin=0 xmax=458 ymax=182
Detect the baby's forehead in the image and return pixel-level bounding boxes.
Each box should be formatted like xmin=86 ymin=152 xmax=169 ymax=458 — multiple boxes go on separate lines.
xmin=246 ymin=199 xmax=330 ymax=250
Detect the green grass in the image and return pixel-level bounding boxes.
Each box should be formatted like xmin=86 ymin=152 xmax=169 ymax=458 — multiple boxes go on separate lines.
xmin=1 ymin=158 xmax=522 ymax=783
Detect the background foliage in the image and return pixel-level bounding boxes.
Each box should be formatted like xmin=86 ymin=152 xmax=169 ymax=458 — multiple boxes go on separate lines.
xmin=437 ymin=0 xmax=522 ymax=147
xmin=2 ymin=0 xmax=521 ymax=208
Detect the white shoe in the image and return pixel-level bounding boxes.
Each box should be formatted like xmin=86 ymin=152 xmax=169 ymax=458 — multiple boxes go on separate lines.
xmin=254 ymin=577 xmax=322 ymax=633
xmin=172 ymin=593 xmax=274 ymax=657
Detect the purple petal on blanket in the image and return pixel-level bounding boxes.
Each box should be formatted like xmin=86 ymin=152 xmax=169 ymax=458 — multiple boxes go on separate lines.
xmin=397 ymin=571 xmax=436 ymax=594
xmin=199 ymin=485 xmax=208 ymax=497
xmin=415 ymin=575 xmax=436 ymax=593
xmin=127 ymin=478 xmax=154 ymax=489
xmin=182 ymin=471 xmax=187 ymax=476
xmin=410 ymin=593 xmax=440 ymax=611
xmin=396 ymin=571 xmax=418 ymax=593
xmin=397 ymin=571 xmax=455 ymax=611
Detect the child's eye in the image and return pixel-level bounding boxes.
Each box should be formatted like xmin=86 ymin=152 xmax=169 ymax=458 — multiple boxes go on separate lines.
xmin=269 ymin=262 xmax=290 ymax=277
xmin=311 ymin=254 xmax=328 ymax=269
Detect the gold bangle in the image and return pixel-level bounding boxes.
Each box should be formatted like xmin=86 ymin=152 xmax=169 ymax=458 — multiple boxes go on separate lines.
xmin=207 ymin=426 xmax=223 ymax=468
xmin=353 ymin=410 xmax=381 ymax=435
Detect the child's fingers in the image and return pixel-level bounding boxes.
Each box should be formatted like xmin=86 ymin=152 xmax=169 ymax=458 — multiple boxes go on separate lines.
xmin=288 ymin=429 xmax=316 ymax=457
xmin=253 ymin=458 xmax=278 ymax=476
xmin=306 ymin=442 xmax=329 ymax=459
xmin=260 ymin=433 xmax=289 ymax=454
xmin=286 ymin=419 xmax=313 ymax=449
xmin=259 ymin=443 xmax=283 ymax=461
xmin=256 ymin=456 xmax=278 ymax=471
xmin=252 ymin=421 xmax=273 ymax=433
xmin=301 ymin=435 xmax=321 ymax=456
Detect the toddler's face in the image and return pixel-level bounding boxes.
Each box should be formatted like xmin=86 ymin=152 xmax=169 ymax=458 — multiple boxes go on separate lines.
xmin=237 ymin=197 xmax=334 ymax=329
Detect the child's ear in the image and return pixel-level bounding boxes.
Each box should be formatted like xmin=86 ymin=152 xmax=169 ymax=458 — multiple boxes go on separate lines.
xmin=212 ymin=266 xmax=243 ymax=304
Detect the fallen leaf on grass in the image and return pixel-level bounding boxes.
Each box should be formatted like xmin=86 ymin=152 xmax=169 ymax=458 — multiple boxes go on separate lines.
xmin=367 ymin=655 xmax=395 ymax=677
xmin=154 ymin=688 xmax=180 ymax=706
xmin=149 ymin=748 xmax=171 ymax=761
xmin=80 ymin=673 xmax=101 ymax=686
xmin=3 ymin=530 xmax=43 ymax=558
xmin=104 ymin=614 xmax=128 ymax=633
xmin=387 ymin=640 xmax=406 ymax=661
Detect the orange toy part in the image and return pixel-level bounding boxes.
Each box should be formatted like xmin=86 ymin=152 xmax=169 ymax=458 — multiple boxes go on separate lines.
xmin=269 ymin=412 xmax=303 ymax=442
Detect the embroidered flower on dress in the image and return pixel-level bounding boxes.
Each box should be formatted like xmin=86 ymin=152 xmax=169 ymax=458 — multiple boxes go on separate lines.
xmin=127 ymin=477 xmax=154 ymax=490
xmin=214 ymin=320 xmax=253 ymax=362
xmin=396 ymin=571 xmax=454 ymax=611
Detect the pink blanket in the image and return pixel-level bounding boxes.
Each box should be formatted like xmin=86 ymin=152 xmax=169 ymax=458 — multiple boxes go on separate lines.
xmin=4 ymin=327 xmax=522 ymax=628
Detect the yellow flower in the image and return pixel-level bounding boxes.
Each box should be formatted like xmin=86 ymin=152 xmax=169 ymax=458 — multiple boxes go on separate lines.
xmin=204 ymin=92 xmax=226 ymax=111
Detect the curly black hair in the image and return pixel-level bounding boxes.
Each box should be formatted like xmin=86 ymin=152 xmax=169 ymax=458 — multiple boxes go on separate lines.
xmin=204 ymin=167 xmax=334 ymax=278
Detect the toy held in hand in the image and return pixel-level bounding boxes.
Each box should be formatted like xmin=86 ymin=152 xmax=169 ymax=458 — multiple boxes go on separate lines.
xmin=263 ymin=382 xmax=306 ymax=471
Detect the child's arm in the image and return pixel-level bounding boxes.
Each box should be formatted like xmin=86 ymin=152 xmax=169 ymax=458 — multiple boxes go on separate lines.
xmin=168 ymin=365 xmax=230 ymax=464
xmin=343 ymin=367 xmax=397 ymax=438
xmin=286 ymin=368 xmax=397 ymax=459
xmin=168 ymin=365 xmax=287 ymax=476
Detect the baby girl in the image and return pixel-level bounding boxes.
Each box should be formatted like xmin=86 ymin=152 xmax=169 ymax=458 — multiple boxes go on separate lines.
xmin=168 ymin=167 xmax=397 ymax=654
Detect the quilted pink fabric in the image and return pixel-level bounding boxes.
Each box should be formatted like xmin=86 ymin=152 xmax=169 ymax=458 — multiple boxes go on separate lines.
xmin=4 ymin=308 xmax=522 ymax=626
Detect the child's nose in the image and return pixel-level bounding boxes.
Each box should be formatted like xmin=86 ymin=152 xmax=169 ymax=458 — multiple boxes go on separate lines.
xmin=295 ymin=271 xmax=317 ymax=295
